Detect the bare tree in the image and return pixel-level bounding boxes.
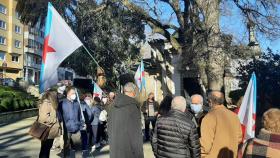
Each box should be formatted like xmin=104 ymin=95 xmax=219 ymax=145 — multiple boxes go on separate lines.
xmin=118 ymin=0 xmax=280 ymax=91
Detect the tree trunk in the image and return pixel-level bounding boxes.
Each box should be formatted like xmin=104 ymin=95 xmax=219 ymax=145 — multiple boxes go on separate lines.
xmin=197 ymin=0 xmax=225 ymax=91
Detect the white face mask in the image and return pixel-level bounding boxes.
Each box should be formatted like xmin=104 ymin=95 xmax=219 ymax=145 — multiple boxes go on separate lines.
xmin=190 ymin=104 xmax=203 ymax=114
xmin=85 ymin=100 xmax=92 ymax=106
xmin=102 ymin=98 xmax=108 ymax=104
xmin=70 ymin=94 xmax=76 ymax=101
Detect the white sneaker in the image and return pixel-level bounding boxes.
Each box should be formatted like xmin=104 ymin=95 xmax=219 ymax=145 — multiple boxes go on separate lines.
xmin=91 ymin=145 xmax=96 ymax=151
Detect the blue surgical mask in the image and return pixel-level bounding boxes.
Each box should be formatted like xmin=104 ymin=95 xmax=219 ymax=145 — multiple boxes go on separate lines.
xmin=190 ymin=104 xmax=203 ymax=114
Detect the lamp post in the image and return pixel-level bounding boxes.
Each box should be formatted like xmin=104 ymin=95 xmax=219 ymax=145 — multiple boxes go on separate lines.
xmin=2 ymin=61 xmax=7 ymax=79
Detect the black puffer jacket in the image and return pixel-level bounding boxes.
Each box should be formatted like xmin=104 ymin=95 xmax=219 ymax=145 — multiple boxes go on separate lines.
xmin=152 ymin=109 xmax=201 ymax=158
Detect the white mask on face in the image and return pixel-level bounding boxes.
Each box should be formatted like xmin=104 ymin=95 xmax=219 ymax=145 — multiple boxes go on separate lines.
xmin=102 ymin=98 xmax=108 ymax=104
xmin=70 ymin=94 xmax=76 ymax=101
xmin=85 ymin=100 xmax=91 ymax=106
xmin=190 ymin=104 xmax=203 ymax=114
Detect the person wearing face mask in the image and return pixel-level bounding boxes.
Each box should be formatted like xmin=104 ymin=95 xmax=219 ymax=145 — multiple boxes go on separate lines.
xmin=190 ymin=94 xmax=210 ymax=137
xmin=60 ymin=86 xmax=84 ymax=158
xmin=80 ymin=93 xmax=93 ymax=154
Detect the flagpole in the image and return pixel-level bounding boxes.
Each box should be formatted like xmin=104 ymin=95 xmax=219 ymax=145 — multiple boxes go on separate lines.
xmin=82 ymin=45 xmax=101 ymax=68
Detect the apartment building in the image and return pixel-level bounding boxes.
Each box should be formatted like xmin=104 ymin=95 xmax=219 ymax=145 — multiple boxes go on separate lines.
xmin=0 ymin=0 xmax=24 ymax=80
xmin=23 ymin=24 xmax=44 ymax=84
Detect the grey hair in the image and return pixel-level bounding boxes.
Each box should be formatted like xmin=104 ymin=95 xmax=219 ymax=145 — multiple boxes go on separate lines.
xmin=124 ymin=82 xmax=137 ymax=93
xmin=191 ymin=94 xmax=203 ymax=104
xmin=171 ymin=96 xmax=187 ymax=111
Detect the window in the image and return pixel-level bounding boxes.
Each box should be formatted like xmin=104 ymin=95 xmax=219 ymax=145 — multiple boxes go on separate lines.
xmin=0 ymin=36 xmax=6 ymax=45
xmin=0 ymin=51 xmax=5 ymax=60
xmin=14 ymin=40 xmax=21 ymax=48
xmin=12 ymin=55 xmax=19 ymax=62
xmin=15 ymin=25 xmax=21 ymax=34
xmin=0 ymin=20 xmax=6 ymax=29
xmin=15 ymin=11 xmax=20 ymax=19
xmin=0 ymin=4 xmax=6 ymax=14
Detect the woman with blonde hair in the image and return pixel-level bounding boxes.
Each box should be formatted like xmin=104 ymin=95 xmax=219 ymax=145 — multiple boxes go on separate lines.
xmin=38 ymin=90 xmax=61 ymax=158
xmin=239 ymin=108 xmax=280 ymax=158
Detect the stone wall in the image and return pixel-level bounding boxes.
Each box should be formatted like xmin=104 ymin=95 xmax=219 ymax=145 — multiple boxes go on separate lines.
xmin=0 ymin=108 xmax=38 ymax=124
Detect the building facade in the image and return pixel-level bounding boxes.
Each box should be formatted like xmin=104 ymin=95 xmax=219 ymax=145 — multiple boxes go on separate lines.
xmin=0 ymin=0 xmax=24 ymax=80
xmin=23 ymin=24 xmax=44 ymax=84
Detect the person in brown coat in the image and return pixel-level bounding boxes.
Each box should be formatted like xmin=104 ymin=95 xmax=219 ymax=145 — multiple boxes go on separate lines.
xmin=200 ymin=91 xmax=242 ymax=158
xmin=239 ymin=108 xmax=280 ymax=158
xmin=38 ymin=90 xmax=61 ymax=158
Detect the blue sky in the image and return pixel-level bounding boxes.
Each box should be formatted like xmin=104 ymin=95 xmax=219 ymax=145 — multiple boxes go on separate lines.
xmin=143 ymin=1 xmax=280 ymax=53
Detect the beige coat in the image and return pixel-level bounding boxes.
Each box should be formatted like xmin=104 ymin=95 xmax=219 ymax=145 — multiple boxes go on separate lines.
xmin=38 ymin=100 xmax=61 ymax=139
xmin=200 ymin=105 xmax=242 ymax=158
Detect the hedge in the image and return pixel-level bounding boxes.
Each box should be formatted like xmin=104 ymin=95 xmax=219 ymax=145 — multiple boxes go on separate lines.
xmin=0 ymin=86 xmax=38 ymax=112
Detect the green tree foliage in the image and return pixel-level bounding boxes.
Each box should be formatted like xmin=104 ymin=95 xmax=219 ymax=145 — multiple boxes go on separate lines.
xmin=61 ymin=1 xmax=145 ymax=88
xmin=16 ymin=1 xmax=145 ymax=89
xmin=237 ymin=48 xmax=280 ymax=114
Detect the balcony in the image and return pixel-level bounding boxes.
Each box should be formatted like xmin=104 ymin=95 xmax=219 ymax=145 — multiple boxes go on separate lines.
xmin=24 ymin=47 xmax=42 ymax=57
xmin=24 ymin=61 xmax=41 ymax=70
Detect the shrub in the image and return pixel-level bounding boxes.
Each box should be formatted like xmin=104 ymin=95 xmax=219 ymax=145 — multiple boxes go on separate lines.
xmin=0 ymin=98 xmax=13 ymax=112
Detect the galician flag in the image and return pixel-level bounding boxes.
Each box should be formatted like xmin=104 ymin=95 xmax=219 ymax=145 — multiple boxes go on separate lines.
xmin=238 ymin=72 xmax=257 ymax=142
xmin=134 ymin=60 xmax=146 ymax=91
xmin=93 ymin=82 xmax=103 ymax=99
xmin=40 ymin=2 xmax=82 ymax=92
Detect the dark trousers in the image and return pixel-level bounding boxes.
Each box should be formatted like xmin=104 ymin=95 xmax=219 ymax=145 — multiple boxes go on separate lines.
xmin=99 ymin=122 xmax=107 ymax=141
xmin=39 ymin=139 xmax=54 ymax=158
xmin=92 ymin=125 xmax=100 ymax=145
xmin=145 ymin=116 xmax=156 ymax=140
xmin=63 ymin=132 xmax=82 ymax=157
xmin=81 ymin=130 xmax=88 ymax=150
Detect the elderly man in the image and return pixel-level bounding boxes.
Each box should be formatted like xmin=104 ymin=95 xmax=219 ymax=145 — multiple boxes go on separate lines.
xmin=152 ymin=96 xmax=201 ymax=158
xmin=190 ymin=94 xmax=210 ymax=136
xmin=141 ymin=92 xmax=159 ymax=141
xmin=200 ymin=91 xmax=242 ymax=158
xmin=108 ymin=82 xmax=143 ymax=158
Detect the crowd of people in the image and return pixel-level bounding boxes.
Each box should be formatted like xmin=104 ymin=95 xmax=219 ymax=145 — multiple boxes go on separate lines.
xmin=37 ymin=85 xmax=115 ymax=158
xmin=35 ymin=82 xmax=280 ymax=158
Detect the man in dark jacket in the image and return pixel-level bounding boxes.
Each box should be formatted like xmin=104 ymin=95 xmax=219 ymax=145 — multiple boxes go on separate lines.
xmin=189 ymin=94 xmax=210 ymax=137
xmin=141 ymin=92 xmax=159 ymax=141
xmin=60 ymin=86 xmax=84 ymax=157
xmin=108 ymin=82 xmax=144 ymax=158
xmin=152 ymin=96 xmax=201 ymax=158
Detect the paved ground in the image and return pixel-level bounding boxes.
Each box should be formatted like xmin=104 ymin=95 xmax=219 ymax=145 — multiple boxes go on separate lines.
xmin=0 ymin=117 xmax=154 ymax=158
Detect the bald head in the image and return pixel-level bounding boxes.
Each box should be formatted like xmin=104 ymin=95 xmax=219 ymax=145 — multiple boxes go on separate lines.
xmin=191 ymin=94 xmax=203 ymax=104
xmin=208 ymin=91 xmax=225 ymax=106
xmin=171 ymin=96 xmax=187 ymax=112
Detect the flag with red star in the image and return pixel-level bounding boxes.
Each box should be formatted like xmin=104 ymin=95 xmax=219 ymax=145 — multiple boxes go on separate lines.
xmin=40 ymin=2 xmax=82 ymax=92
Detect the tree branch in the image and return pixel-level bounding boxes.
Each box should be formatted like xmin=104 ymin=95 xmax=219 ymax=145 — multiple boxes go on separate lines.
xmin=121 ymin=0 xmax=182 ymax=52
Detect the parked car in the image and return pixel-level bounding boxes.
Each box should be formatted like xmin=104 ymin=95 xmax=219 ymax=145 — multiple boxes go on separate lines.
xmin=0 ymin=78 xmax=16 ymax=87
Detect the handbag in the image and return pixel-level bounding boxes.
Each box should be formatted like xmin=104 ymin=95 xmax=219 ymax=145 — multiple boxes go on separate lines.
xmin=28 ymin=116 xmax=55 ymax=141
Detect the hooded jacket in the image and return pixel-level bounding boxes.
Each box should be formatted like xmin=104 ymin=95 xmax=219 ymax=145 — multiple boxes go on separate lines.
xmin=108 ymin=94 xmax=144 ymax=158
